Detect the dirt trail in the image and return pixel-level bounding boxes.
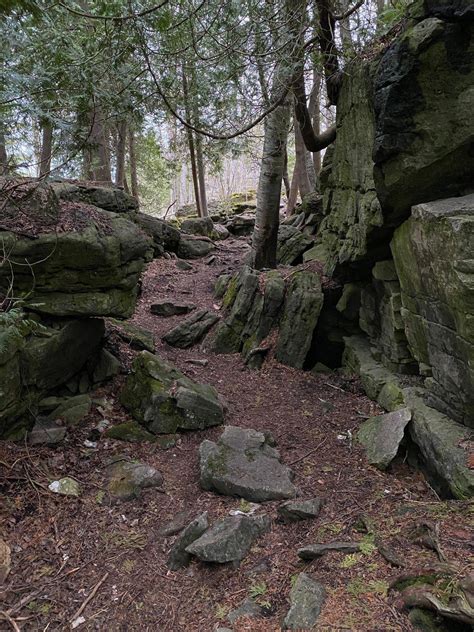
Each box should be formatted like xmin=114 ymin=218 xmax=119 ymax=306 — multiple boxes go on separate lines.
xmin=1 ymin=238 xmax=471 ymax=631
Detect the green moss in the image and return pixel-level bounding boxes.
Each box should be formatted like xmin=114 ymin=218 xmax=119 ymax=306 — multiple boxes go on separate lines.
xmin=104 ymin=421 xmax=157 ymax=442
xmin=222 ymin=275 xmax=239 ymax=309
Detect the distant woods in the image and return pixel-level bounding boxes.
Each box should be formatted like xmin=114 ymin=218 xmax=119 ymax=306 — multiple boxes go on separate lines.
xmin=1 ymin=0 xmax=404 ymax=262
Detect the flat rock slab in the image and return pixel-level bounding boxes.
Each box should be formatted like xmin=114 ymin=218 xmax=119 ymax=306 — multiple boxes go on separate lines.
xmin=228 ymin=597 xmax=264 ymax=624
xmin=109 ymin=319 xmax=155 ymax=352
xmin=28 ymin=418 xmax=66 ymax=445
xmin=120 ymin=351 xmax=224 ymax=434
xmin=199 ymin=426 xmax=296 ymax=502
xmin=162 ymin=309 xmax=219 ymax=348
xmin=277 ymin=498 xmax=323 ymax=523
xmin=185 ymin=514 xmax=270 ymax=563
xmin=282 ymin=573 xmax=326 ymax=630
xmin=357 ymin=407 xmax=412 ymax=470
xmin=106 ymin=458 xmax=163 ymax=503
xmin=298 ymin=541 xmax=361 ymax=560
xmin=167 ymin=513 xmax=209 ymax=570
xmin=150 ymin=301 xmax=196 ymax=317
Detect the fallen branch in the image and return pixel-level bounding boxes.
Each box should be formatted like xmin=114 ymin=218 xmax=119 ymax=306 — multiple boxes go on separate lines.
xmin=0 ymin=611 xmax=21 ymax=632
xmin=289 ymin=438 xmax=328 ymax=466
xmin=70 ymin=572 xmax=109 ymax=624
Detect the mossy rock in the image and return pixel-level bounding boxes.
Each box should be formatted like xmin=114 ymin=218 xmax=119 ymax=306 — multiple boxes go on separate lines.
xmin=120 ymin=351 xmax=224 ymax=434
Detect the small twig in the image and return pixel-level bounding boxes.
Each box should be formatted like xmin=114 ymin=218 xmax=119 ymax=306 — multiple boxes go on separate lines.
xmin=163 ymin=199 xmax=176 ymax=219
xmin=289 ymin=438 xmax=328 ymax=466
xmin=0 ymin=611 xmax=21 ymax=632
xmin=324 ymin=381 xmax=346 ymax=393
xmin=70 ymin=572 xmax=109 ymax=623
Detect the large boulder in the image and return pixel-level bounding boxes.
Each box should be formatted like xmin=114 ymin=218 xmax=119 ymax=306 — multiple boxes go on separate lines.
xmin=131 ymin=211 xmax=181 ymax=255
xmin=199 ymin=426 xmax=297 ymax=502
xmin=0 ymin=182 xmax=152 ymax=318
xmin=180 ymin=216 xmax=214 ymax=238
xmin=177 ymin=235 xmax=215 ymax=259
xmin=120 ymin=351 xmax=224 ymax=434
xmin=391 ymin=195 xmax=474 ymax=426
xmin=51 ymin=181 xmax=138 ymax=213
xmin=0 ymin=312 xmax=103 ymax=438
xmin=357 ymin=408 xmax=412 ymax=470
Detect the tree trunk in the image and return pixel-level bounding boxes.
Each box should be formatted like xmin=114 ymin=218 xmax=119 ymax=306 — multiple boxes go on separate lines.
xmin=182 ymin=65 xmax=201 ymax=216
xmin=309 ymin=69 xmax=322 ymax=178
xmin=129 ymin=128 xmax=139 ymax=202
xmin=39 ymin=120 xmax=53 ymax=177
xmin=0 ymin=129 xmax=7 ymax=175
xmin=195 ymin=131 xmax=208 ymax=217
xmin=89 ymin=104 xmax=111 ymax=182
xmin=116 ymin=120 xmax=127 ymax=188
xmin=282 ymin=149 xmax=291 ymax=200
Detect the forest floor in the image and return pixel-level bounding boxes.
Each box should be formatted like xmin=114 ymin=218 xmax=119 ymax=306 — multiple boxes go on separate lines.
xmin=0 ymin=236 xmax=472 ymax=632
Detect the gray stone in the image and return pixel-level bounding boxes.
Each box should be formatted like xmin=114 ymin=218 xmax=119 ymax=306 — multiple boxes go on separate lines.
xmin=28 ymin=418 xmax=66 ymax=445
xmin=103 ymin=421 xmax=158 ymax=443
xmin=282 ymin=573 xmax=326 ymax=630
xmin=212 ymin=223 xmax=230 ymax=240
xmin=298 ymin=541 xmax=361 ymax=560
xmin=181 ymin=217 xmax=214 ymax=238
xmin=226 ymin=213 xmax=255 ymax=236
xmin=109 ymin=319 xmax=155 ymax=352
xmin=227 ymin=597 xmax=264 ymax=624
xmin=277 ymin=225 xmax=314 ymax=266
xmin=162 ymin=309 xmax=219 ymax=348
xmin=178 ymin=236 xmax=215 ymax=259
xmin=277 ymin=498 xmax=323 ymax=523
xmin=167 ymin=513 xmax=209 ymax=570
xmin=121 ymin=351 xmax=224 ymax=434
xmin=214 ymin=274 xmax=232 ymax=299
xmin=48 ymin=477 xmax=80 ymax=497
xmin=159 ymin=511 xmax=193 ymax=537
xmin=176 ymin=259 xmax=193 ymax=271
xmin=106 ymin=458 xmax=163 ymax=503
xmin=185 ymin=514 xmax=270 ymax=563
xmin=51 ymin=181 xmax=138 ymax=213
xmin=150 ymin=301 xmax=196 ymax=317
xmin=199 ymin=426 xmax=296 ymax=502
xmin=92 ymin=349 xmax=121 ymax=384
xmin=357 ymin=408 xmax=412 ymax=470
xmin=47 ymin=394 xmax=92 ymax=426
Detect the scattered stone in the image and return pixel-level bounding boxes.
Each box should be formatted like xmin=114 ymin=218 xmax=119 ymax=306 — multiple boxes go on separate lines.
xmin=185 ymin=514 xmax=270 ymax=563
xmin=0 ymin=537 xmax=11 ymax=583
xmin=376 ymin=539 xmax=405 ymax=567
xmin=184 ymin=358 xmax=209 ymax=367
xmin=150 ymin=301 xmax=196 ymax=317
xmin=155 ymin=434 xmax=179 ymax=450
xmin=48 ymin=477 xmax=80 ymax=497
xmin=109 ymin=319 xmax=155 ymax=352
xmin=159 ymin=511 xmax=193 ymax=537
xmin=104 ymin=421 xmax=157 ymax=443
xmin=162 ymin=309 xmax=219 ymax=348
xmin=178 ymin=235 xmax=215 ymax=259
xmin=277 ymin=498 xmax=323 ymax=523
xmin=282 ymin=573 xmax=326 ymax=630
xmin=106 ymin=458 xmax=163 ymax=503
xmin=226 ymin=213 xmax=255 ymax=236
xmin=121 ymin=351 xmax=224 ymax=434
xmin=167 ymin=513 xmax=209 ymax=570
xmin=46 ymin=394 xmax=92 ymax=426
xmin=181 ymin=216 xmax=214 ymax=238
xmin=212 ymin=223 xmax=230 ymax=240
xmin=92 ymin=349 xmax=121 ymax=384
xmin=298 ymin=541 xmax=361 ymax=560
xmin=206 ymin=255 xmax=216 ymax=265
xmin=357 ymin=408 xmax=412 ymax=470
xmin=28 ymin=418 xmax=66 ymax=445
xmin=199 ymin=426 xmax=296 ymax=502
xmin=176 ymin=259 xmax=193 ymax=271
xmin=228 ymin=597 xmax=264 ymax=624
